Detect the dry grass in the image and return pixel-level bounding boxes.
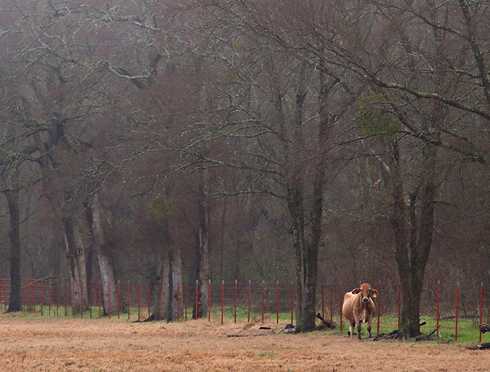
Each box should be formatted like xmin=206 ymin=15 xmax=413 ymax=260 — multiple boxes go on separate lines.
xmin=0 ymin=314 xmax=489 ymax=371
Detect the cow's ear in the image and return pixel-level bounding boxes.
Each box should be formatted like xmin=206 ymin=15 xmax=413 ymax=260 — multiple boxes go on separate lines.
xmin=371 ymin=289 xmax=378 ymax=299
xmin=352 ymin=288 xmax=361 ymax=294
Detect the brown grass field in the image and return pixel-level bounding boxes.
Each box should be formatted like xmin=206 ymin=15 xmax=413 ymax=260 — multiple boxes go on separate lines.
xmin=1 ymin=314 xmax=489 ymax=371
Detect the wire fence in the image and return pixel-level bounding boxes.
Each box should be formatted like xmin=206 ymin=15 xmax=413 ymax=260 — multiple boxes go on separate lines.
xmin=0 ymin=278 xmax=488 ymax=343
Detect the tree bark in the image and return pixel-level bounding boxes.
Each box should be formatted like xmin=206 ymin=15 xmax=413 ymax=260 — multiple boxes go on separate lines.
xmin=5 ymin=189 xmax=21 ymax=312
xmin=196 ymin=165 xmax=210 ymax=317
xmin=151 ymin=216 xmax=184 ymax=321
xmin=63 ymin=216 xmax=89 ymax=313
xmin=89 ymin=194 xmax=117 ymax=315
xmin=170 ymin=246 xmax=184 ymax=320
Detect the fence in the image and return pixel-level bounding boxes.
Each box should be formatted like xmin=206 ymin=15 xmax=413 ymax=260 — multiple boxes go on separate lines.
xmin=0 ymin=278 xmax=488 ymax=343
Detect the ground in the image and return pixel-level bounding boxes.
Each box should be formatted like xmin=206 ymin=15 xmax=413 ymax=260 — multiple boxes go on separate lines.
xmin=1 ymin=314 xmax=489 ymax=371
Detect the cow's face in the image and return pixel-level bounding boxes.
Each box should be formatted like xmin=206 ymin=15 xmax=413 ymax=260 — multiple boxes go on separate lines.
xmin=352 ymin=283 xmax=378 ymax=305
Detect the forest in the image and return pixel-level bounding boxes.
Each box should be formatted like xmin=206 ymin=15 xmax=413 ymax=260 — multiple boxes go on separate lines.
xmin=0 ymin=0 xmax=489 ymax=338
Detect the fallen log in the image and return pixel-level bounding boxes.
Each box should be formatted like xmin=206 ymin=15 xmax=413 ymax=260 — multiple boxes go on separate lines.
xmin=415 ymin=329 xmax=437 ymax=342
xmin=373 ymin=322 xmax=427 ymax=341
xmin=316 ymin=313 xmax=336 ymax=329
xmin=467 ymin=343 xmax=490 ymax=350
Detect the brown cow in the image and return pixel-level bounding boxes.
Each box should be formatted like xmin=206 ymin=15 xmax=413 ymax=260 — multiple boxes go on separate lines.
xmin=342 ymin=282 xmax=378 ymax=339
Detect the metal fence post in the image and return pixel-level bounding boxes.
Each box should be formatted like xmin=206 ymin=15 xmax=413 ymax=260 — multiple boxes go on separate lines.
xmin=195 ymin=279 xmax=199 ymax=319
xmin=321 ymin=285 xmax=325 ymax=320
xmin=479 ymin=282 xmax=485 ymax=344
xmin=247 ymin=280 xmax=252 ymax=323
xmin=127 ymin=280 xmax=131 ymax=321
xmin=454 ymin=284 xmax=460 ymax=342
xmin=435 ymin=280 xmax=441 ymax=338
xmin=275 ymin=280 xmax=280 ymax=324
xmin=220 ymin=280 xmax=224 ymax=325
xmin=208 ymin=279 xmax=212 ymax=322
xmin=396 ymin=286 xmax=401 ymax=330
xmin=233 ymin=279 xmax=238 ymax=323
xmin=261 ymin=281 xmax=266 ymax=323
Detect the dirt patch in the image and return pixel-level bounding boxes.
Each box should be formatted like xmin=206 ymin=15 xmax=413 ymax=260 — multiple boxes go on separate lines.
xmin=0 ymin=315 xmax=489 ymax=371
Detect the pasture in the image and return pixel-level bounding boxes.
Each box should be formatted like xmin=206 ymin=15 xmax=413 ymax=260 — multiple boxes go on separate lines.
xmin=1 ymin=313 xmax=489 ymax=371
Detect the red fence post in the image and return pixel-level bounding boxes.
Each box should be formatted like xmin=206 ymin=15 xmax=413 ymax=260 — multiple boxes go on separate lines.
xmin=220 ymin=280 xmax=224 ymax=325
xmin=275 ymin=280 xmax=280 ymax=324
xmin=233 ymin=279 xmax=238 ymax=324
xmin=183 ymin=284 xmax=187 ymax=321
xmin=480 ymin=282 xmax=485 ymax=344
xmin=261 ymin=281 xmax=266 ymax=324
xmin=454 ymin=285 xmax=460 ymax=342
xmin=127 ymin=280 xmax=131 ymax=321
xmin=137 ymin=281 xmax=142 ymax=321
xmin=339 ymin=298 xmax=343 ymax=334
xmin=435 ymin=280 xmax=441 ymax=338
xmin=321 ymin=285 xmax=325 ymax=320
xmin=45 ymin=284 xmax=50 ymax=317
xmin=208 ymin=279 xmax=212 ymax=322
xmin=55 ymin=281 xmax=59 ymax=317
xmin=247 ymin=280 xmax=252 ymax=323
xmin=195 ymin=280 xmax=199 ymax=320
xmin=64 ymin=281 xmax=68 ymax=317
xmin=147 ymin=284 xmax=152 ymax=320
xmin=396 ymin=286 xmax=401 ymax=330
xmin=329 ymin=288 xmax=334 ymax=323
xmin=117 ymin=280 xmax=121 ymax=319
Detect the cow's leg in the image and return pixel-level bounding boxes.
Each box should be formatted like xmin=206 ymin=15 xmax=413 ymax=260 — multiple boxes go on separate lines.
xmin=348 ymin=321 xmax=355 ymax=337
xmin=367 ymin=317 xmax=372 ymax=338
xmin=357 ymin=321 xmax=362 ymax=340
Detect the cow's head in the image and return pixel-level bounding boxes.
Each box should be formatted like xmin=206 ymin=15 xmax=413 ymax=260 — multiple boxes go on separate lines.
xmin=352 ymin=282 xmax=378 ymax=304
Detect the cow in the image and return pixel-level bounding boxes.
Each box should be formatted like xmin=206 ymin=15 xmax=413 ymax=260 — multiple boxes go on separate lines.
xmin=342 ymin=282 xmax=378 ymax=339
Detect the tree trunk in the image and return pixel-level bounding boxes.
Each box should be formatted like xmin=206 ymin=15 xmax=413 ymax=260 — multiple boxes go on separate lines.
xmin=196 ymin=165 xmax=210 ymax=317
xmin=5 ymin=189 xmax=21 ymax=312
xmin=151 ymin=245 xmax=184 ymax=321
xmin=391 ymin=134 xmax=439 ymax=338
xmin=89 ymin=194 xmax=117 ymax=315
xmin=63 ymin=217 xmax=89 ymax=313
xmin=152 ymin=254 xmax=171 ymax=320
xmin=150 ymin=210 xmax=183 ymax=322
xmin=170 ymin=246 xmax=184 ymax=320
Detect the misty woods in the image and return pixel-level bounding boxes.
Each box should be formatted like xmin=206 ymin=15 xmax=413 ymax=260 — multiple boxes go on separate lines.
xmin=0 ymin=1 xmax=489 ymax=337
